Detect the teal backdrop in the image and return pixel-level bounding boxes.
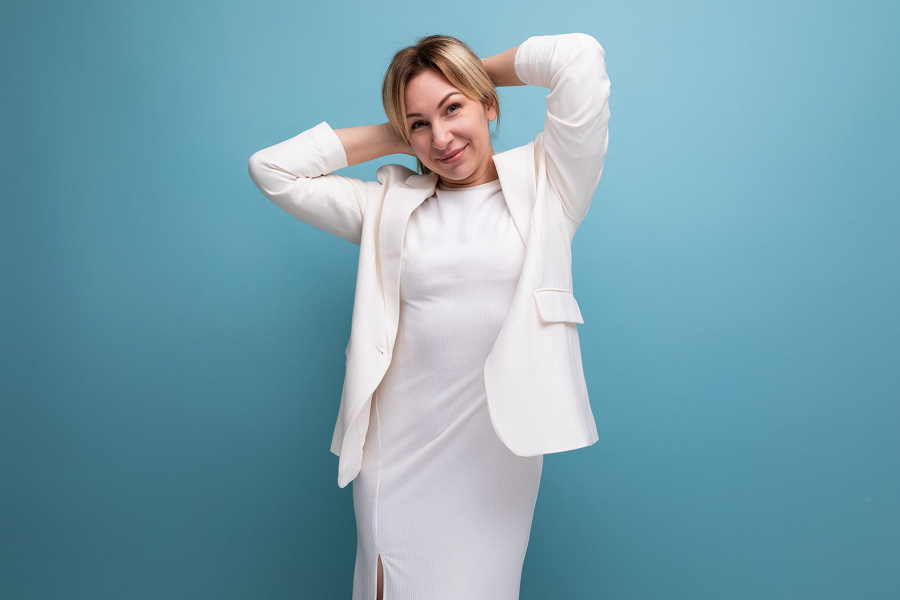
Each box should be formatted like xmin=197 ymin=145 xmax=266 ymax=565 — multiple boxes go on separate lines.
xmin=3 ymin=0 xmax=898 ymax=598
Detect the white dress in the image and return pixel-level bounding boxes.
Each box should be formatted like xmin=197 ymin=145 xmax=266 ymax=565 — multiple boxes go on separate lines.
xmin=351 ymin=177 xmax=544 ymax=600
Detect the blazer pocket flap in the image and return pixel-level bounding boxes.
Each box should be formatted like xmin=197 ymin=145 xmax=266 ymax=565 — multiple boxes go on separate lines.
xmin=532 ymin=288 xmax=584 ymax=324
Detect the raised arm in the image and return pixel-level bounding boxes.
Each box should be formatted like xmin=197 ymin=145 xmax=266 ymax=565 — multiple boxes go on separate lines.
xmin=248 ymin=121 xmax=406 ymax=245
xmin=334 ymin=122 xmax=413 ymax=166
xmin=504 ymin=33 xmax=611 ymax=225
xmin=481 ymin=45 xmax=526 ymax=88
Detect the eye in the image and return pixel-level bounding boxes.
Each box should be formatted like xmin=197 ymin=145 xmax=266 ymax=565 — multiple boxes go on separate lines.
xmin=410 ymin=103 xmax=462 ymax=131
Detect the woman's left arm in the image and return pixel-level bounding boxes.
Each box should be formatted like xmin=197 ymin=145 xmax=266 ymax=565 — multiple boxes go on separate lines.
xmin=481 ymin=45 xmax=525 ymax=88
xmin=486 ymin=33 xmax=611 ymax=225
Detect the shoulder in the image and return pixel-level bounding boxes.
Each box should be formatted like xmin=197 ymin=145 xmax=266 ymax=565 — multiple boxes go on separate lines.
xmin=374 ymin=163 xmax=439 ymax=192
xmin=376 ymin=163 xmax=418 ymax=185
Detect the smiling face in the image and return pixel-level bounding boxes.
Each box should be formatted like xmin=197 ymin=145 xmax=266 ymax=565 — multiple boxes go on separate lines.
xmin=404 ymin=69 xmax=499 ymax=188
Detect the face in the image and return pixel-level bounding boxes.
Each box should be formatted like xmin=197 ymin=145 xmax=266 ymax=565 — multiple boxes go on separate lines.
xmin=404 ymin=69 xmax=498 ymax=188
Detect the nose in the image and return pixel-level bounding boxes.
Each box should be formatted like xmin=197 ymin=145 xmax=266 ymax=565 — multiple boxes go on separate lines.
xmin=431 ymin=124 xmax=453 ymax=153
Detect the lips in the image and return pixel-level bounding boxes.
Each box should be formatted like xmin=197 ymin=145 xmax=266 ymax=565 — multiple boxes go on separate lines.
xmin=437 ymin=146 xmax=466 ymax=162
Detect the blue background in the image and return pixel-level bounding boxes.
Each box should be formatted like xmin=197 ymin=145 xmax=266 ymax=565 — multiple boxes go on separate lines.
xmin=3 ymin=0 xmax=898 ymax=598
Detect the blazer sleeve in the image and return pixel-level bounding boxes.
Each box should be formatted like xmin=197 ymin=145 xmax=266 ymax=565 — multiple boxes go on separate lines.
xmin=513 ymin=33 xmax=611 ymax=225
xmin=247 ymin=120 xmax=376 ymax=245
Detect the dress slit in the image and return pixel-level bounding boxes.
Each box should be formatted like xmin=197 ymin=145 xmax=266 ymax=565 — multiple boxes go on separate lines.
xmin=376 ymin=554 xmax=384 ymax=600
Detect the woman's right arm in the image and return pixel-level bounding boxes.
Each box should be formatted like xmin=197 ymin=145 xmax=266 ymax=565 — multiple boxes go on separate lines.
xmin=248 ymin=120 xmax=414 ymax=245
xmin=334 ymin=122 xmax=414 ymax=166
xmin=249 ymin=121 xmax=393 ymax=245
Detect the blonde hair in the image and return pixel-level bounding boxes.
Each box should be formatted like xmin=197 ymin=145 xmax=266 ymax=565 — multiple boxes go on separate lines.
xmin=382 ymin=34 xmax=502 ymax=175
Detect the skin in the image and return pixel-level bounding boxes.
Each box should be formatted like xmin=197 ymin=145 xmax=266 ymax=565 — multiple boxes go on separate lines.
xmin=403 ymin=70 xmax=500 ymax=189
xmin=333 ymin=45 xmax=524 ymax=190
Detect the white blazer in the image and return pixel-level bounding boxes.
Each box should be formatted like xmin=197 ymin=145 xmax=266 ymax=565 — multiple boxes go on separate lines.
xmin=248 ymin=32 xmax=611 ymax=488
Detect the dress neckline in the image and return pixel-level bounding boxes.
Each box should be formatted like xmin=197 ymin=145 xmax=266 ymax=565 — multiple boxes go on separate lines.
xmin=436 ymin=178 xmax=502 ymax=193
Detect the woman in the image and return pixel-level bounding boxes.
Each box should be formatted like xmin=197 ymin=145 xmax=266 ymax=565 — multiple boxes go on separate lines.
xmin=248 ymin=32 xmax=610 ymax=600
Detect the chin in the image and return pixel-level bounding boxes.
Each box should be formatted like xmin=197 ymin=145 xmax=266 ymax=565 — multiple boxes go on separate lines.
xmin=438 ymin=170 xmax=471 ymax=182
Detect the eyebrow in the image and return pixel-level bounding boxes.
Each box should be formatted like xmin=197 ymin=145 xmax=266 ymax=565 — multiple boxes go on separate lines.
xmin=406 ymin=91 xmax=462 ymax=119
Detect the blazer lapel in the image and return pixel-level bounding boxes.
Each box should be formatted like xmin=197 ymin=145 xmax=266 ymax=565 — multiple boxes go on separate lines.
xmin=378 ymin=171 xmax=438 ymax=355
xmin=491 ymin=141 xmax=536 ymax=246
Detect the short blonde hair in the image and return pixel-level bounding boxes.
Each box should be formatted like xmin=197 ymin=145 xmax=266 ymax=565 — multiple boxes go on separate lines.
xmin=382 ymin=34 xmax=502 ymax=175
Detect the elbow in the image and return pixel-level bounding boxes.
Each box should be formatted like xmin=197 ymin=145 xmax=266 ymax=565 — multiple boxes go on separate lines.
xmin=569 ymin=33 xmax=605 ymax=69
xmin=575 ymin=34 xmax=608 ymax=89
xmin=571 ymin=32 xmax=602 ymax=52
xmin=247 ymin=151 xmax=262 ymax=180
xmin=558 ymin=34 xmax=606 ymax=81
xmin=247 ymin=151 xmax=269 ymax=190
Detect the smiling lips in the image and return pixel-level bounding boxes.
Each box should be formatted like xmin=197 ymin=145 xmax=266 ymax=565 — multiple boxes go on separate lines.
xmin=437 ymin=145 xmax=466 ymax=163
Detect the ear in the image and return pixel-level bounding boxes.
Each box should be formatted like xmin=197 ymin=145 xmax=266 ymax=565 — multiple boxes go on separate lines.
xmin=484 ymin=96 xmax=498 ymax=122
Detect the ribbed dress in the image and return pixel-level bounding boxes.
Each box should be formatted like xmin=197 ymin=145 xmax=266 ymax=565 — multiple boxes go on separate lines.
xmin=350 ymin=177 xmax=544 ymax=600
